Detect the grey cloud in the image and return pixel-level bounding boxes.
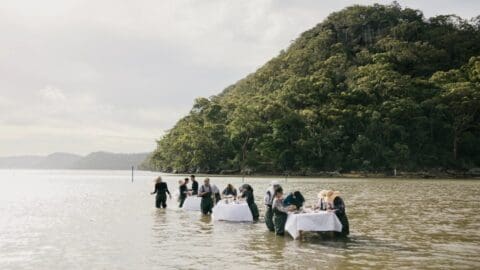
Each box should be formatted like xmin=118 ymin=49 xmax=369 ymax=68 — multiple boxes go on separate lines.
xmin=0 ymin=0 xmax=478 ymax=155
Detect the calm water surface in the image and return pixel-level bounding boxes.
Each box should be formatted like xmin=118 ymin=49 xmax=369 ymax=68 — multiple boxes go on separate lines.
xmin=0 ymin=170 xmax=479 ymax=269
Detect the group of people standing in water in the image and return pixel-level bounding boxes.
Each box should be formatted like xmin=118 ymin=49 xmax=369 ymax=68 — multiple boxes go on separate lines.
xmin=151 ymin=175 xmax=259 ymax=220
xmin=264 ymin=181 xmax=349 ymax=237
xmin=150 ymin=176 xmax=349 ymax=238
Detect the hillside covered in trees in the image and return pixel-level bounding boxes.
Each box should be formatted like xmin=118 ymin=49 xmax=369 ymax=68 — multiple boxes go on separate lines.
xmin=148 ymin=3 xmax=480 ymax=175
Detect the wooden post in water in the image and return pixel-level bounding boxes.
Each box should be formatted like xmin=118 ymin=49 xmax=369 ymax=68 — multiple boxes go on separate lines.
xmin=131 ymin=166 xmax=134 ymax=182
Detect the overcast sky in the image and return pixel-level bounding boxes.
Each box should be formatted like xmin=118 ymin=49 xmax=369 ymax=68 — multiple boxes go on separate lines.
xmin=1 ymin=0 xmax=479 ymax=156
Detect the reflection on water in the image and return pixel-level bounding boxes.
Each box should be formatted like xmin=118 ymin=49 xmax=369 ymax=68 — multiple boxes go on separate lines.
xmin=0 ymin=170 xmax=479 ymax=269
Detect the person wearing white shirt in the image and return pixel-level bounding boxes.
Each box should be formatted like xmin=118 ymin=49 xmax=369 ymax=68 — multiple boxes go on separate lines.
xmin=264 ymin=181 xmax=281 ymax=232
xmin=272 ymin=186 xmax=290 ymax=236
xmin=211 ymin=184 xmax=221 ymax=204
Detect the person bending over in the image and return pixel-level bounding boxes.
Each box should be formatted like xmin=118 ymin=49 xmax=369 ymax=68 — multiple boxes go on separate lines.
xmin=240 ymin=184 xmax=259 ymax=221
xmin=325 ymin=190 xmax=350 ymax=237
xmin=283 ymin=191 xmax=305 ymax=210
xmin=222 ymin=184 xmax=237 ymax=199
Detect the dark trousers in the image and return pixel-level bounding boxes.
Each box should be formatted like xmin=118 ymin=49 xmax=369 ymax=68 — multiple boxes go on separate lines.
xmin=248 ymin=203 xmax=259 ymax=221
xmin=273 ymin=210 xmax=288 ymax=236
xmin=155 ymin=194 xmax=167 ymax=208
xmin=200 ymin=197 xmax=213 ymax=215
xmin=179 ymin=195 xmax=186 ymax=208
xmin=265 ymin=206 xmax=275 ymax=231
xmin=335 ymin=212 xmax=350 ymax=237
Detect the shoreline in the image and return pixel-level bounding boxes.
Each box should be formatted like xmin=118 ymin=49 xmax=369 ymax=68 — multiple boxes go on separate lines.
xmin=153 ymin=170 xmax=480 ymax=179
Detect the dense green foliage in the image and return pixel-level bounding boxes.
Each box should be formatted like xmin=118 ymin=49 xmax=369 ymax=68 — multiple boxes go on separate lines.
xmin=149 ymin=3 xmax=480 ymax=174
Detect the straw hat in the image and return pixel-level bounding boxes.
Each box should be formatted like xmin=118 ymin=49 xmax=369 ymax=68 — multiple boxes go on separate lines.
xmin=317 ymin=189 xmax=328 ymax=199
xmin=325 ymin=190 xmax=340 ymax=203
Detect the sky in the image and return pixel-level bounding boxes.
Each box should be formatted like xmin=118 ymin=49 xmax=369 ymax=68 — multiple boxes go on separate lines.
xmin=1 ymin=0 xmax=479 ymax=156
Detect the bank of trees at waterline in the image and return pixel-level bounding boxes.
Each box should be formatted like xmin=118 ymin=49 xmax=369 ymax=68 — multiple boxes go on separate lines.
xmin=147 ymin=4 xmax=480 ymax=175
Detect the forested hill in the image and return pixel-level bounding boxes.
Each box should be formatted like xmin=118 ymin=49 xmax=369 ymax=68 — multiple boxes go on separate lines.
xmin=149 ymin=3 xmax=480 ymax=175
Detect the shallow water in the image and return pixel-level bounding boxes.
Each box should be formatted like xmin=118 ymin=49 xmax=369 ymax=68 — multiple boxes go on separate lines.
xmin=0 ymin=170 xmax=479 ymax=269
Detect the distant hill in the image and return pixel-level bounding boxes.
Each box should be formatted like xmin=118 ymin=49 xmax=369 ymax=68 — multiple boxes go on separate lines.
xmin=36 ymin=152 xmax=83 ymax=169
xmin=0 ymin=152 xmax=149 ymax=170
xmin=70 ymin=152 xmax=149 ymax=170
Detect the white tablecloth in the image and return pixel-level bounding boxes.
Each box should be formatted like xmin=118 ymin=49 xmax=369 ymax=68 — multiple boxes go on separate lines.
xmin=212 ymin=201 xmax=253 ymax=222
xmin=182 ymin=196 xmax=202 ymax=211
xmin=285 ymin=211 xmax=343 ymax=239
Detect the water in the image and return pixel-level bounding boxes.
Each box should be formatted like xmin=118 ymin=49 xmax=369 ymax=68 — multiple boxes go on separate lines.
xmin=0 ymin=170 xmax=479 ymax=269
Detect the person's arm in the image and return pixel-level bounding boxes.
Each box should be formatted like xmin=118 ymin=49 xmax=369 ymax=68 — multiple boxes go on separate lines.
xmin=150 ymin=184 xmax=157 ymax=195
xmin=273 ymin=198 xmax=289 ymax=213
xmin=165 ymin=183 xmax=171 ymax=198
xmin=198 ymin=186 xmax=205 ymax=197
xmin=264 ymin=190 xmax=271 ymax=205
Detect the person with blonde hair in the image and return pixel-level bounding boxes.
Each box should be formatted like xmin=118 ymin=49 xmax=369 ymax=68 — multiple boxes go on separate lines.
xmin=315 ymin=190 xmax=328 ymax=210
xmin=325 ymin=190 xmax=350 ymax=237
xmin=150 ymin=176 xmax=171 ymax=208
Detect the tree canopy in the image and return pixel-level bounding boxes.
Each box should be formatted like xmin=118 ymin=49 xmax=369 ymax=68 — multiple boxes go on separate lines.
xmin=148 ymin=3 xmax=480 ymax=174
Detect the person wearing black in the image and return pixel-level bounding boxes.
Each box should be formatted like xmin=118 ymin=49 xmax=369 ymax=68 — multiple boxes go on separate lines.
xmin=222 ymin=184 xmax=237 ymax=199
xmin=240 ymin=184 xmax=259 ymax=222
xmin=178 ymin=179 xmax=188 ymax=208
xmin=150 ymin=176 xmax=172 ymax=208
xmin=184 ymin=178 xmax=190 ymax=190
xmin=190 ymin=175 xmax=199 ymax=195
xmin=325 ymin=190 xmax=350 ymax=237
xmin=198 ymin=178 xmax=214 ymax=215
xmin=283 ymin=191 xmax=305 ymax=210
